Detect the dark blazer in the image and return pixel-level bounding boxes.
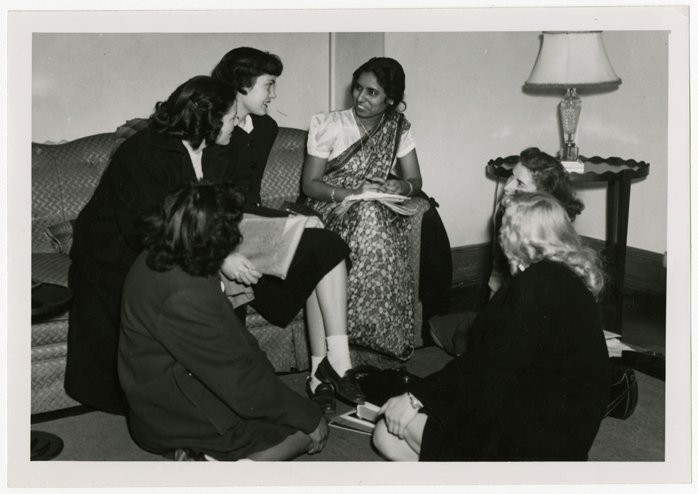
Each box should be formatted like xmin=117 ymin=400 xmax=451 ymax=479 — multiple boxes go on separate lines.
xmin=212 ymin=114 xmax=279 ymax=207
xmin=118 ymin=253 xmax=321 ymax=459
xmin=411 ymin=260 xmax=611 ymax=461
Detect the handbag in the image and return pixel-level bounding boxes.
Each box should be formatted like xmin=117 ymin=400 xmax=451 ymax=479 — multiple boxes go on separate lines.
xmin=352 ymin=365 xmax=422 ymax=407
xmin=605 ymin=362 xmax=639 ymax=420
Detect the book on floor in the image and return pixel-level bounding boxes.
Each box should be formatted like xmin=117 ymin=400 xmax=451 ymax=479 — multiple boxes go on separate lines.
xmin=329 ymin=402 xmax=380 ymax=435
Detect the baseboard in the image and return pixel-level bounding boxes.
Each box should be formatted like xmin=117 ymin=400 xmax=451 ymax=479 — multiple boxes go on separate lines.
xmin=451 ymin=238 xmax=666 ymax=296
xmin=580 ymin=237 xmax=666 ymax=297
xmin=451 ymin=243 xmax=492 ymax=288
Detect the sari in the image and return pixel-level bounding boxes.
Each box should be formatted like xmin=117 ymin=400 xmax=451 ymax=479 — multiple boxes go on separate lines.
xmin=305 ymin=111 xmax=414 ymax=359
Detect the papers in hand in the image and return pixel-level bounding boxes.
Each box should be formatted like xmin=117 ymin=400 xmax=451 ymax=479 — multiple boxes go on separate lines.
xmin=235 ymin=214 xmax=311 ymax=279
xmin=329 ymin=402 xmax=381 ymax=435
xmin=337 ymin=191 xmax=417 ymax=216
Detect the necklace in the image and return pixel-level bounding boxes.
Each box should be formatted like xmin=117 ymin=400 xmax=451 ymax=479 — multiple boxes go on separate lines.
xmin=354 ymin=111 xmax=384 ymax=163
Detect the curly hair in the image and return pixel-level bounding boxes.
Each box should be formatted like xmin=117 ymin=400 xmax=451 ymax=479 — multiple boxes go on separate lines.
xmin=150 ymin=76 xmax=237 ymax=150
xmin=352 ymin=57 xmax=406 ymax=114
xmin=141 ymin=182 xmax=245 ymax=277
xmin=212 ymin=46 xmax=283 ymax=95
xmin=519 ymin=147 xmax=585 ymax=221
xmin=499 ymin=192 xmax=604 ymax=298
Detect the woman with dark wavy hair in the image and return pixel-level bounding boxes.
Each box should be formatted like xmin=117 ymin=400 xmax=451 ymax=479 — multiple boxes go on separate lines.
xmin=373 ymin=192 xmax=609 ymax=462
xmin=67 ymin=74 xmax=363 ymax=416
xmin=67 ymin=76 xmax=238 ymax=414
xmin=118 ymin=182 xmax=328 ymax=461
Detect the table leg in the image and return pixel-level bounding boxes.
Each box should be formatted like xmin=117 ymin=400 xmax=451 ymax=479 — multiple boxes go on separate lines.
xmin=605 ymin=171 xmax=633 ymax=333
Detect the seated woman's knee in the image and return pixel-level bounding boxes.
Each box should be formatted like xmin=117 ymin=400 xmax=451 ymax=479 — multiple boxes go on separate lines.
xmin=372 ymin=419 xmax=400 ymax=460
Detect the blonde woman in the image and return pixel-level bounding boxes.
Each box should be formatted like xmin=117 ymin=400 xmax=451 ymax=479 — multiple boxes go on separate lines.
xmin=373 ymin=192 xmax=610 ymax=461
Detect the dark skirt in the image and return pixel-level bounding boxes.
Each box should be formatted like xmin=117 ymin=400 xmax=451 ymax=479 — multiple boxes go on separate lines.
xmin=250 ymin=228 xmax=350 ymax=327
xmin=65 ymin=262 xmax=128 ymax=414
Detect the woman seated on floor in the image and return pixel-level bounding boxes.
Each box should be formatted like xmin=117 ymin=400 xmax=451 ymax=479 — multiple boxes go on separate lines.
xmin=372 ymin=191 xmax=611 ymax=461
xmin=118 ymin=182 xmax=327 ymax=461
xmin=429 ymin=147 xmax=585 ymax=356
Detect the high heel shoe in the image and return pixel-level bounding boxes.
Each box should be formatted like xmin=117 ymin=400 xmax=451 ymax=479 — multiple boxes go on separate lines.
xmin=315 ymin=357 xmax=366 ymax=405
xmin=305 ymin=378 xmax=336 ymax=415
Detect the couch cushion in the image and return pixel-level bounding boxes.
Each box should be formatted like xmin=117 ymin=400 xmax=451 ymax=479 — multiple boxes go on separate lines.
xmin=261 ymin=127 xmax=308 ymax=209
xmin=31 ymin=356 xmax=81 ymax=414
xmin=44 ymin=220 xmax=75 ymax=254
xmin=32 ymin=134 xmax=117 ymax=253
xmin=32 ymin=253 xmax=71 ymax=286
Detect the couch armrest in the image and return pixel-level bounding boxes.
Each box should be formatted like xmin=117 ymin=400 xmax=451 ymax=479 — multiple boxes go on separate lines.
xmin=404 ymin=197 xmax=431 ymax=348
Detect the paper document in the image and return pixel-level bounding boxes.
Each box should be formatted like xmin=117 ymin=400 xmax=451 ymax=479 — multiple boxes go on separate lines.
xmin=338 ymin=191 xmax=417 ymax=216
xmin=236 ymin=214 xmax=310 ymax=279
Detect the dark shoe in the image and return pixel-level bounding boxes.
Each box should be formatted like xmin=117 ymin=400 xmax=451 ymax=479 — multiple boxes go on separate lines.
xmin=315 ymin=357 xmax=366 ymax=405
xmin=306 ymin=378 xmax=336 ymax=415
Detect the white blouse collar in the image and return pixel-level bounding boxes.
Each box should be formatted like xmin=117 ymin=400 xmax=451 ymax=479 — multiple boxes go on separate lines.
xmin=236 ymin=114 xmax=255 ymax=134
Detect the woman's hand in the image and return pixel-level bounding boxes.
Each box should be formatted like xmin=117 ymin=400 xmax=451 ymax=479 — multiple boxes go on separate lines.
xmin=307 ymin=416 xmax=329 ymax=454
xmin=379 ymin=393 xmax=420 ymax=439
xmin=355 ymin=178 xmax=384 ymax=195
xmin=382 ymin=179 xmax=410 ymax=196
xmin=220 ymin=252 xmax=262 ymax=285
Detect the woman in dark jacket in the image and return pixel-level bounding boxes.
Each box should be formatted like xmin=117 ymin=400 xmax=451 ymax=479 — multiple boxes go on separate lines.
xmin=66 ymin=75 xmax=362 ymax=415
xmin=119 ymin=182 xmax=327 ymax=460
xmin=372 ymin=192 xmax=610 ymax=461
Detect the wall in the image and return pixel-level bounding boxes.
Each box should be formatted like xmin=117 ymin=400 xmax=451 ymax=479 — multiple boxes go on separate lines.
xmin=385 ymin=31 xmax=668 ymax=253
xmin=32 ymin=31 xmax=668 ymax=254
xmin=331 ymin=33 xmax=385 ymax=110
xmin=32 ymin=33 xmax=330 ymax=141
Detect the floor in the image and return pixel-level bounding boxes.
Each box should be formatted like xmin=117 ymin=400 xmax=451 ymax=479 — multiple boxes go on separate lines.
xmin=30 ymin=287 xmax=666 ymax=463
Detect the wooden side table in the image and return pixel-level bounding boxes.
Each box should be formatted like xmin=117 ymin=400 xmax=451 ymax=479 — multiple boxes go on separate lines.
xmin=486 ymin=156 xmax=650 ymax=334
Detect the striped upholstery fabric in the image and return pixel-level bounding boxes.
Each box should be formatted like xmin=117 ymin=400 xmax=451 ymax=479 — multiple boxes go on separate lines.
xmin=32 ymin=134 xmax=116 ymax=253
xmin=30 ymin=125 xmax=428 ymax=414
xmin=260 ymin=127 xmax=308 ymax=209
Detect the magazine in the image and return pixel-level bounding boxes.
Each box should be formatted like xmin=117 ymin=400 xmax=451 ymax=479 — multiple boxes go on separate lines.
xmin=236 ymin=213 xmax=311 ymax=279
xmin=334 ymin=191 xmax=417 ymax=217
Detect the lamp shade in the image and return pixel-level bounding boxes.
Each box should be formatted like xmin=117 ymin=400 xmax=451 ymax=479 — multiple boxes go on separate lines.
xmin=525 ymin=31 xmax=621 ymax=89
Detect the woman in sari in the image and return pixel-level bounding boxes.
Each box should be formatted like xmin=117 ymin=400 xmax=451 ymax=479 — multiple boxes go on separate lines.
xmin=302 ymin=57 xmax=423 ymax=359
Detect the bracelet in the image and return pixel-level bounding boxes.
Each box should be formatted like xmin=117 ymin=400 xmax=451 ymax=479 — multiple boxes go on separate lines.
xmin=330 ymin=188 xmax=337 ymax=203
xmin=404 ymin=180 xmax=414 ymax=196
xmin=406 ymin=392 xmax=423 ymax=410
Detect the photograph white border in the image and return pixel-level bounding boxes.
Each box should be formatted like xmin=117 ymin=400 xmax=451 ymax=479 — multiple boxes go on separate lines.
xmin=4 ymin=2 xmax=692 ymax=490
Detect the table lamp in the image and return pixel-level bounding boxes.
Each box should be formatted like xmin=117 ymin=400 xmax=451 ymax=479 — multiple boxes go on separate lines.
xmin=524 ymin=31 xmax=621 ymax=170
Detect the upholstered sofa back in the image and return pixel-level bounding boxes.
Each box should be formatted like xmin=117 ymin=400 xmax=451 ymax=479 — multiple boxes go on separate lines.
xmin=31 ymin=127 xmax=310 ymax=253
xmin=32 ymin=133 xmax=118 ymax=253
xmin=260 ymin=127 xmax=308 ymax=209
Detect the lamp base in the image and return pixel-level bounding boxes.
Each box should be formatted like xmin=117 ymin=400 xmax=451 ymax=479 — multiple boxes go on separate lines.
xmin=560 ymin=142 xmax=579 ymax=161
xmin=560 ymin=160 xmax=585 ymax=173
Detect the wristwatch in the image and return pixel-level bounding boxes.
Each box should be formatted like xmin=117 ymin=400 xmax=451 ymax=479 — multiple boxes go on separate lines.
xmin=406 ymin=392 xmax=423 ymax=410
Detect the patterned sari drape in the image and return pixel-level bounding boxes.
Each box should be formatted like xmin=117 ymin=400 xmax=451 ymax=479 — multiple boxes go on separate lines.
xmin=305 ymin=112 xmax=414 ymax=359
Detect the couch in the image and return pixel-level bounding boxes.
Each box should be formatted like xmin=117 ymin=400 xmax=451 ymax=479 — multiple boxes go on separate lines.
xmin=31 ymin=124 xmax=429 ymax=415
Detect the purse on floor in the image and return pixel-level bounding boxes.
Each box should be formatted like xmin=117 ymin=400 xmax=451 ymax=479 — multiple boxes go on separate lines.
xmin=352 ymin=365 xmax=422 ymax=407
xmin=605 ymin=362 xmax=639 ymax=420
